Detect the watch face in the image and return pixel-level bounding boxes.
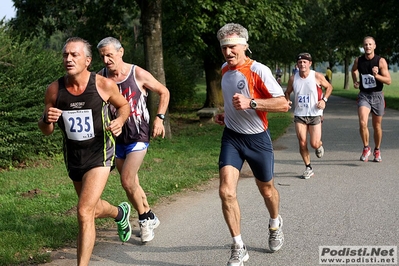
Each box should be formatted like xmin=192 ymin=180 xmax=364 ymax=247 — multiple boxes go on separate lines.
xmin=250 ymin=100 xmax=257 ymax=109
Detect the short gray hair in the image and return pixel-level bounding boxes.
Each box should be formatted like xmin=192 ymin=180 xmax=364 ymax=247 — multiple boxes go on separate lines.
xmin=63 ymin=37 xmax=92 ymax=58
xmin=217 ymin=23 xmax=249 ymax=42
xmin=97 ymin=37 xmax=123 ymax=51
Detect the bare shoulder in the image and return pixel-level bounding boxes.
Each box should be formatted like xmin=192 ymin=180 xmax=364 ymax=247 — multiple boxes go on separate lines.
xmin=134 ymin=65 xmax=152 ymax=80
xmin=47 ymin=79 xmax=59 ymax=91
xmin=95 ymin=74 xmax=116 ymax=89
xmin=379 ymin=56 xmax=388 ymax=67
xmin=45 ymin=80 xmax=60 ymax=105
xmin=315 ymin=71 xmax=324 ymax=79
xmin=95 ymin=74 xmax=119 ymax=102
xmin=46 ymin=79 xmax=60 ymax=96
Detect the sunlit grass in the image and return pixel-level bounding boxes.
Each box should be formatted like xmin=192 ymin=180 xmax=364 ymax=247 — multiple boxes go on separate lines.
xmin=0 ymin=81 xmax=292 ymax=265
xmin=331 ymin=71 xmax=399 ymax=110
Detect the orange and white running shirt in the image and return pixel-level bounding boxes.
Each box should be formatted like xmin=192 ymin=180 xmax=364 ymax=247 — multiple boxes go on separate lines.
xmin=221 ymin=58 xmax=284 ymax=134
xmin=292 ymin=70 xmax=323 ymax=117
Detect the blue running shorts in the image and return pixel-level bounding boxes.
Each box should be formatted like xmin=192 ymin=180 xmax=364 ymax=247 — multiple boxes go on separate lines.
xmin=219 ymin=127 xmax=274 ymax=182
xmin=116 ymin=142 xmax=149 ymax=159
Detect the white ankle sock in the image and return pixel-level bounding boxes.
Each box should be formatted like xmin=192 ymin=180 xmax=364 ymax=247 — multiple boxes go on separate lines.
xmin=233 ymin=235 xmax=244 ymax=248
xmin=269 ymin=217 xmax=280 ymax=228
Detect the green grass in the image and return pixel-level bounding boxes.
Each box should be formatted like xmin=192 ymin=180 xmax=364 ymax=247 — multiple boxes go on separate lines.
xmin=330 ymin=71 xmax=399 ymax=110
xmin=0 ymin=83 xmax=292 ymax=265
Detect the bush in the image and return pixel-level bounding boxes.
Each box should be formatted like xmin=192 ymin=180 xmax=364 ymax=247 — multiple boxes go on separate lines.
xmin=0 ymin=27 xmax=64 ymax=168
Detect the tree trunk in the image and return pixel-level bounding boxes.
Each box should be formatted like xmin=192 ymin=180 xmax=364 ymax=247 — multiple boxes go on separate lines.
xmin=137 ymin=0 xmax=171 ymax=138
xmin=344 ymin=55 xmax=350 ymax=90
xmin=203 ymin=57 xmax=223 ymax=108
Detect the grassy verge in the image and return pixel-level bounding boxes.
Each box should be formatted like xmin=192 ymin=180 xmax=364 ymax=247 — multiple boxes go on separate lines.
xmin=0 ymin=85 xmax=292 ymax=265
xmin=330 ymin=71 xmax=399 ymax=110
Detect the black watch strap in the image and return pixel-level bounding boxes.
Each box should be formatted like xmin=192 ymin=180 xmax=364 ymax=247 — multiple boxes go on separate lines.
xmin=42 ymin=114 xmax=52 ymax=124
xmin=156 ymin=114 xmax=165 ymax=120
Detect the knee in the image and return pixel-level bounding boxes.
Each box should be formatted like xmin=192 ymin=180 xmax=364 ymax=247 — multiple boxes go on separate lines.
xmin=299 ymin=141 xmax=308 ymax=150
xmin=263 ymin=188 xmax=274 ymax=199
xmin=359 ymin=120 xmax=368 ymax=128
xmin=219 ymin=185 xmax=236 ymax=203
xmin=260 ymin=184 xmax=275 ymax=199
xmin=310 ymin=141 xmax=320 ymax=149
xmin=77 ymin=204 xmax=95 ymax=223
xmin=121 ymin=175 xmax=138 ymax=192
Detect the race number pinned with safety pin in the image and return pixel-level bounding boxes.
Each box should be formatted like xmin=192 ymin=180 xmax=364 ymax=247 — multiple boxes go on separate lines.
xmin=361 ymin=74 xmax=376 ymax=89
xmin=62 ymin=109 xmax=95 ymax=141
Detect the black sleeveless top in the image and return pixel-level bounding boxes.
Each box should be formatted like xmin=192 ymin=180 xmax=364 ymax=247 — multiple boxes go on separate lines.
xmin=357 ymin=54 xmax=383 ymax=92
xmin=56 ymin=72 xmax=115 ymax=170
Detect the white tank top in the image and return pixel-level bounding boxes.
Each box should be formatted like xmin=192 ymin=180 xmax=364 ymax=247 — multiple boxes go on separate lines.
xmin=293 ymin=70 xmax=323 ymax=117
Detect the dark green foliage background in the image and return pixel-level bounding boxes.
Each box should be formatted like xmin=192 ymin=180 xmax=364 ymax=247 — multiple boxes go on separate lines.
xmin=0 ymin=29 xmax=203 ymax=169
xmin=0 ymin=30 xmax=64 ymax=168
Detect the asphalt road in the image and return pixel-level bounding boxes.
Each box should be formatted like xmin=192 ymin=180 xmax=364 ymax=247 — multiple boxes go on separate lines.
xmin=42 ymin=95 xmax=399 ymax=266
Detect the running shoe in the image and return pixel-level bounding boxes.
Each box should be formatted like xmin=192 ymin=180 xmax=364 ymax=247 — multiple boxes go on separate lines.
xmin=227 ymin=243 xmax=249 ymax=266
xmin=360 ymin=146 xmax=371 ymax=162
xmin=315 ymin=145 xmax=324 ymax=158
xmin=139 ymin=215 xmax=160 ymax=243
xmin=116 ymin=202 xmax=132 ymax=242
xmin=269 ymin=215 xmax=284 ymax=252
xmin=302 ymin=167 xmax=314 ymax=179
xmin=373 ymin=149 xmax=382 ymax=162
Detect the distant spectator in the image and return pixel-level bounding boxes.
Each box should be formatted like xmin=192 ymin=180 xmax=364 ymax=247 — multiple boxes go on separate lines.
xmin=325 ymin=66 xmax=332 ymax=83
xmin=276 ymin=67 xmax=283 ymax=79
xmin=292 ymin=65 xmax=299 ymax=76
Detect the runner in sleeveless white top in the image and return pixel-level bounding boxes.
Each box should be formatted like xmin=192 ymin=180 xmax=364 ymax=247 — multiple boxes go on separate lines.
xmin=285 ymin=53 xmax=333 ymax=179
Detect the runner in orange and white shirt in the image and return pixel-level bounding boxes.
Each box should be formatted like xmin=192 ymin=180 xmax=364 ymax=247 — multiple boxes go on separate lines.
xmin=214 ymin=23 xmax=291 ymax=266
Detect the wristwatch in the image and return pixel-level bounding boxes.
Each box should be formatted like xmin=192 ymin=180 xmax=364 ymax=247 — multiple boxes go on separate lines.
xmin=156 ymin=114 xmax=165 ymax=120
xmin=322 ymin=97 xmax=328 ymax=103
xmin=250 ymin=99 xmax=257 ymax=109
xmin=41 ymin=114 xmax=52 ymax=124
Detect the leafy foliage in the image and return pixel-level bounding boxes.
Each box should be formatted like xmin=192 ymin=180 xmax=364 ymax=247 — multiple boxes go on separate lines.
xmin=10 ymin=0 xmax=139 ymax=46
xmin=163 ymin=51 xmax=203 ymax=110
xmin=0 ymin=27 xmax=63 ymax=168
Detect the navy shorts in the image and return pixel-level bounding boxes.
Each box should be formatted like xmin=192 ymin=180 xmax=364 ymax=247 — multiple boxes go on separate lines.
xmin=219 ymin=127 xmax=274 ymax=182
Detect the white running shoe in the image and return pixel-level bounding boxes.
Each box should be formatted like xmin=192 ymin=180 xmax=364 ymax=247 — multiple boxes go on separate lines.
xmin=302 ymin=167 xmax=314 ymax=179
xmin=315 ymin=145 xmax=324 ymax=158
xmin=269 ymin=215 xmax=284 ymax=252
xmin=227 ymin=243 xmax=249 ymax=266
xmin=139 ymin=215 xmax=160 ymax=243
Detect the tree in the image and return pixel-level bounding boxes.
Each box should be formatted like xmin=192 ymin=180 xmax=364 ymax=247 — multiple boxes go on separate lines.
xmin=136 ymin=0 xmax=172 ymax=138
xmin=163 ymin=0 xmax=306 ymax=108
xmin=10 ymin=0 xmax=138 ymax=45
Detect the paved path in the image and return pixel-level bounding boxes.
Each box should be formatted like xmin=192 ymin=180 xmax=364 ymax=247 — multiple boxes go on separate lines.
xmin=42 ymin=95 xmax=399 ymax=266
